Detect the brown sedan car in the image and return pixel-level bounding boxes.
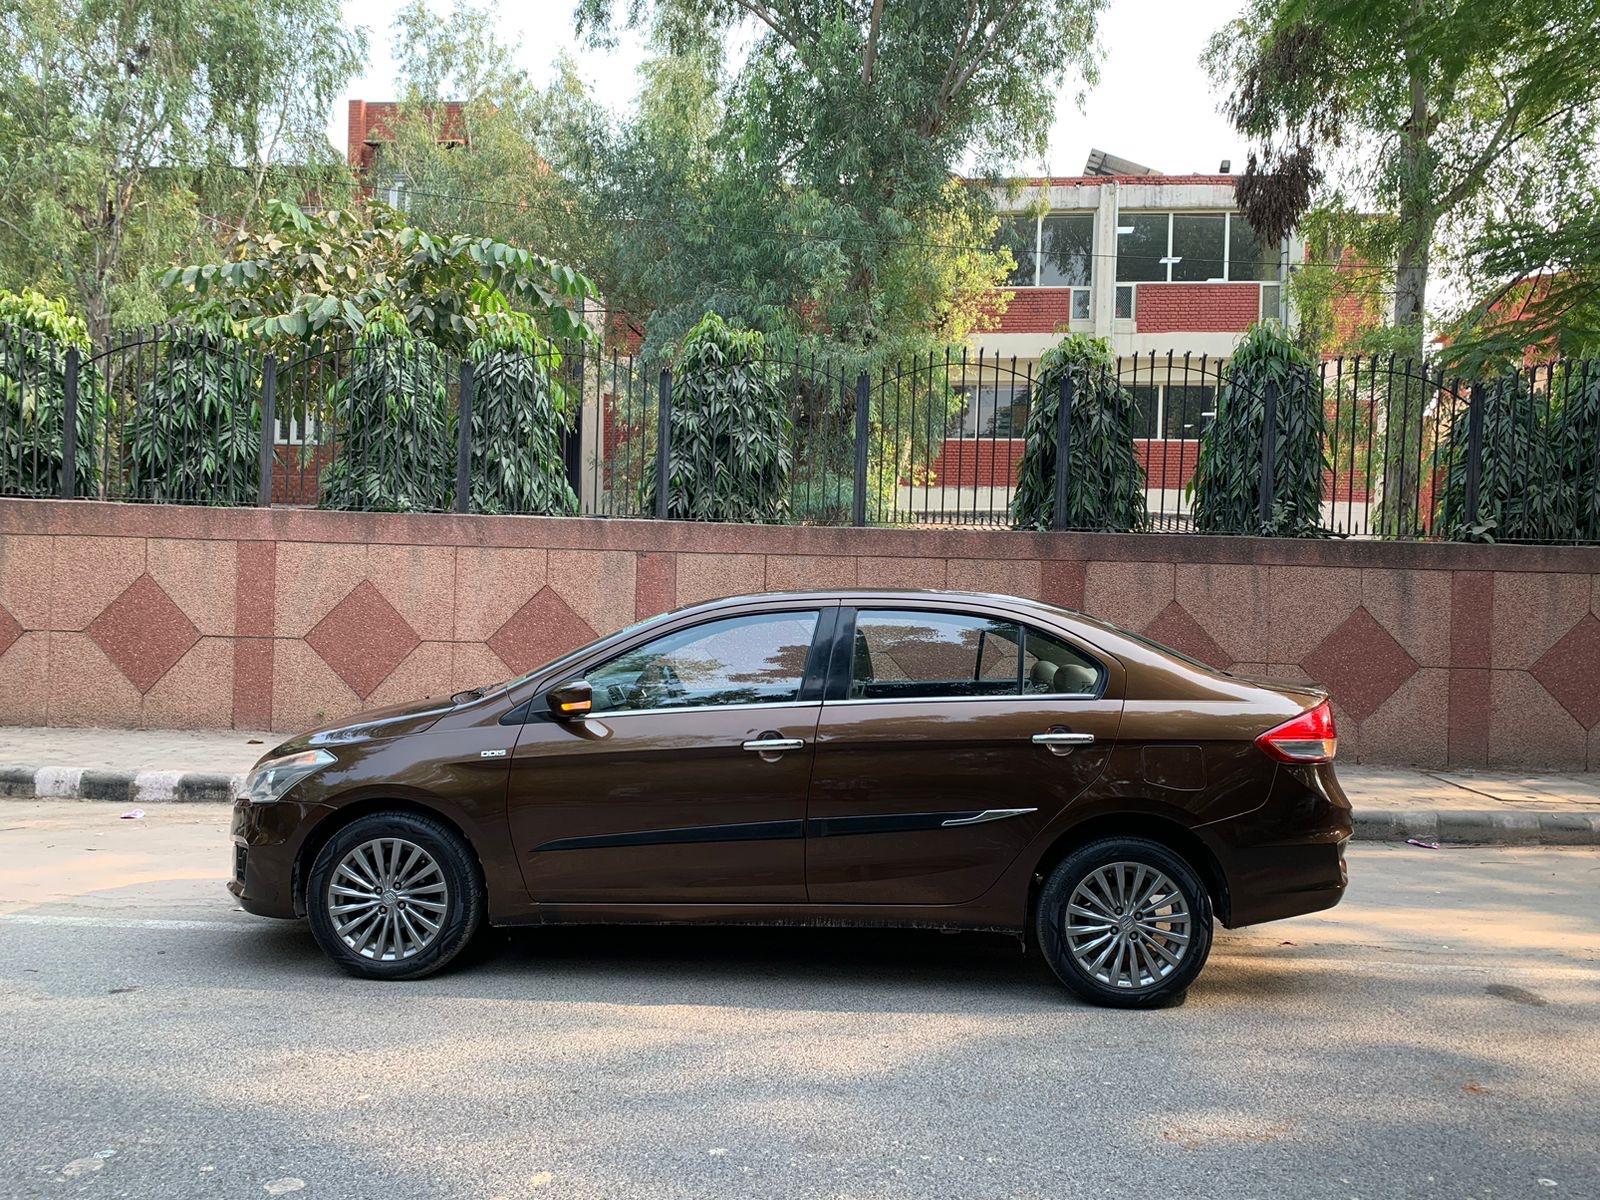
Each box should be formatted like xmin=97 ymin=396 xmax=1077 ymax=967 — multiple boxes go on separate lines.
xmin=231 ymin=589 xmax=1349 ymax=1007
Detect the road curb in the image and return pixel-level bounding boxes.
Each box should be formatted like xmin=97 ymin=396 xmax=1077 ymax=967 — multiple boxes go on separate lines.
xmin=1352 ymin=806 xmax=1600 ymax=845
xmin=3 ymin=764 xmax=1598 ymax=845
xmin=0 ymin=764 xmax=243 ymax=806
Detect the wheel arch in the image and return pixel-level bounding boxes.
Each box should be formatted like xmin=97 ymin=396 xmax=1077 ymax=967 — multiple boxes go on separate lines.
xmin=292 ymin=795 xmax=487 ymax=918
xmin=1024 ymin=810 xmax=1232 ymax=934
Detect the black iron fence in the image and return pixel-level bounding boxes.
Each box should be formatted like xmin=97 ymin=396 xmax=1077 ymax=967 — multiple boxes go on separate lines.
xmin=2 ymin=322 xmax=1597 ymax=544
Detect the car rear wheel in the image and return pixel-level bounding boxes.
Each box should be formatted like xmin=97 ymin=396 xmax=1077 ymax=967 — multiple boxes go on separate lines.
xmin=1034 ymin=836 xmax=1213 ymax=1008
xmin=306 ymin=811 xmax=483 ymax=980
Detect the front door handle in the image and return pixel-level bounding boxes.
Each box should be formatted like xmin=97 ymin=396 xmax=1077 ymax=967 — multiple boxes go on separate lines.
xmin=1032 ymin=731 xmax=1095 ymax=746
xmin=742 ymin=737 xmax=805 ymax=752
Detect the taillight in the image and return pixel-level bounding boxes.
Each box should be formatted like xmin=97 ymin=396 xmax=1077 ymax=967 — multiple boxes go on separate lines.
xmin=1255 ymin=699 xmax=1337 ymax=763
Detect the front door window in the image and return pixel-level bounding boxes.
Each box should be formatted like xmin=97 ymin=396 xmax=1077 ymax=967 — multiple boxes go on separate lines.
xmin=585 ymin=611 xmax=819 ymax=714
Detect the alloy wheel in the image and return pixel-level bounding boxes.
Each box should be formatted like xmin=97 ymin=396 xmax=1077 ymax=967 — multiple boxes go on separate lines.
xmin=327 ymin=837 xmax=450 ymax=961
xmin=1064 ymin=861 xmax=1191 ymax=990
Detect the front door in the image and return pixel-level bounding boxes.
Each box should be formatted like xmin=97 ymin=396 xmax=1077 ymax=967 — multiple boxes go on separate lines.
xmin=806 ymin=605 xmax=1123 ymax=906
xmin=508 ymin=605 xmax=831 ymax=904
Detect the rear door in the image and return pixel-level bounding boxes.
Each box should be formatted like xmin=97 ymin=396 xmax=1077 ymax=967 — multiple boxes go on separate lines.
xmin=508 ymin=603 xmax=834 ymax=904
xmin=805 ymin=603 xmax=1123 ymax=906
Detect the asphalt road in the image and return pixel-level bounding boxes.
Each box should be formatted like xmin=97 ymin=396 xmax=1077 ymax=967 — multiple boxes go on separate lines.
xmin=0 ymin=802 xmax=1597 ymax=1200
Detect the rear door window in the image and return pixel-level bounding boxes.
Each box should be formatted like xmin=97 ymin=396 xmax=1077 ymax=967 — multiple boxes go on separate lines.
xmin=849 ymin=610 xmax=1100 ymax=700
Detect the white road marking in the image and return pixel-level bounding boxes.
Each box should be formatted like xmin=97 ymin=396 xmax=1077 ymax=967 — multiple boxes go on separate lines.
xmin=0 ymin=912 xmax=248 ymax=931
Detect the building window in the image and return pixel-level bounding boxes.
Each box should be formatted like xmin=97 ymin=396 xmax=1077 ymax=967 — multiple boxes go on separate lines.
xmin=1115 ymin=212 xmax=1284 ymax=284
xmin=996 ymin=216 xmax=1037 ymax=288
xmin=1039 ymin=214 xmax=1092 ymax=287
xmin=1170 ymin=214 xmax=1227 ymax=282
xmin=1122 ymin=384 xmax=1217 ymax=440
xmin=957 ymin=384 xmax=1030 ymax=438
xmin=1114 ymin=284 xmax=1135 ymax=319
xmin=1115 ymin=214 xmax=1169 ymax=283
xmin=993 ymin=212 xmax=1093 ymax=319
xmin=1261 ymin=283 xmax=1283 ymax=322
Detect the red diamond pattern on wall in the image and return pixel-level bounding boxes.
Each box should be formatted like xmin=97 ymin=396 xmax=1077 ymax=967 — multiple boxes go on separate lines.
xmin=490 ymin=586 xmax=598 ymax=674
xmin=1300 ymin=606 xmax=1418 ymax=722
xmin=306 ymin=580 xmax=421 ymax=699
xmin=0 ymin=603 xmax=20 ymax=660
xmin=1142 ymin=601 xmax=1230 ymax=669
xmin=1530 ymin=613 xmax=1600 ymax=729
xmin=87 ymin=574 xmax=201 ymax=693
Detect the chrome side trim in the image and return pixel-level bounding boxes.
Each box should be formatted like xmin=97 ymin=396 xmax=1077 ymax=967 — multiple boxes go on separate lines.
xmin=940 ymin=808 xmax=1039 ymax=828
xmin=822 ymin=692 xmax=1100 ymax=708
xmin=589 ymin=700 xmax=821 ymax=720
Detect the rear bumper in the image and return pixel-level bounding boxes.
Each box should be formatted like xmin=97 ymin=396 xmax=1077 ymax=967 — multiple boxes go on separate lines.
xmin=1205 ymin=761 xmax=1352 ymax=928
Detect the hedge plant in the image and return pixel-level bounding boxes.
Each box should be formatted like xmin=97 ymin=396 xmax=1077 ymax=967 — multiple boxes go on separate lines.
xmin=0 ymin=290 xmax=100 ymax=497
xmin=1011 ymin=334 xmax=1147 ymax=531
xmin=1190 ymin=321 xmax=1325 ymax=536
xmin=320 ymin=314 xmax=454 ymax=511
xmin=126 ymin=327 xmax=260 ymax=504
xmin=1432 ymin=375 xmax=1570 ymax=543
xmin=468 ymin=314 xmax=578 ymax=516
xmin=646 ymin=312 xmax=792 ymax=522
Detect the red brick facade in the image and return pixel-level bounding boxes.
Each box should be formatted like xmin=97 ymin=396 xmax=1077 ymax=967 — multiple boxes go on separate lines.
xmin=1133 ymin=283 xmax=1261 ymax=335
xmin=975 ymin=289 xmax=1078 ymax=334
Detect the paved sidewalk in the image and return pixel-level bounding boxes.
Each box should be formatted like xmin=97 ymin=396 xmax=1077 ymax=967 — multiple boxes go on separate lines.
xmin=1 ymin=725 xmax=1598 ymax=842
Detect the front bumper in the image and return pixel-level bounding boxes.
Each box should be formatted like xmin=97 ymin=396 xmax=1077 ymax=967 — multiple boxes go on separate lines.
xmin=1205 ymin=761 xmax=1352 ymax=928
xmin=229 ymin=797 xmax=324 ymax=919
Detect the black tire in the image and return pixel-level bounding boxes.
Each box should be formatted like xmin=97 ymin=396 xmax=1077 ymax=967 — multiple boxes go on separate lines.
xmin=306 ymin=811 xmax=484 ymax=981
xmin=1034 ymin=836 xmax=1213 ymax=1008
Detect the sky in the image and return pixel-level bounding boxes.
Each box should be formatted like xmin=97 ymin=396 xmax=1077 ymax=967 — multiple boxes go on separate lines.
xmin=329 ymin=0 xmax=1250 ymax=179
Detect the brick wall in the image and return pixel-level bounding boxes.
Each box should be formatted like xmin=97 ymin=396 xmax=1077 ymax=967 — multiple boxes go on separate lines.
xmin=975 ymin=289 xmax=1076 ymax=334
xmin=2 ymin=498 xmax=1598 ymax=769
xmin=1134 ymin=283 xmax=1261 ymax=334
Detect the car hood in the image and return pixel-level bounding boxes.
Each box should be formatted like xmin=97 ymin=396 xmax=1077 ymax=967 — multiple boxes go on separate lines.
xmin=261 ymin=694 xmax=457 ymax=761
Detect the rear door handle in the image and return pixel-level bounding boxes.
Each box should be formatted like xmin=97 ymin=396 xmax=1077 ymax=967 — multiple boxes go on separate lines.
xmin=742 ymin=737 xmax=805 ymax=752
xmin=1032 ymin=732 xmax=1095 ymax=746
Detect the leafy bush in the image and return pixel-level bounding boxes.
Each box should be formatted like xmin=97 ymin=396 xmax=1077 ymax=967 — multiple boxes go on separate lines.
xmin=1191 ymin=322 xmax=1325 ymax=536
xmin=126 ymin=328 xmax=260 ymax=504
xmin=320 ymin=318 xmax=454 ymax=511
xmin=0 ymin=290 xmax=99 ymax=496
xmin=1555 ymin=370 xmax=1600 ymax=542
xmin=647 ymin=313 xmax=792 ymax=522
xmin=468 ymin=316 xmax=578 ymax=516
xmin=1011 ymin=334 xmax=1147 ymax=531
xmin=1433 ymin=376 xmax=1569 ymax=543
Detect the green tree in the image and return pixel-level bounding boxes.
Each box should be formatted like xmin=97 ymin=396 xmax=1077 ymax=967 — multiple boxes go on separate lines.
xmin=165 ymin=199 xmax=597 ymax=351
xmin=1431 ymin=375 xmax=1568 ymax=542
xmin=1011 ymin=335 xmax=1147 ymax=533
xmin=0 ymin=0 xmax=363 ymax=341
xmin=376 ymin=3 xmax=604 ymax=268
xmin=1191 ymin=322 xmax=1326 ymax=537
xmin=126 ymin=328 xmax=259 ymax=505
xmin=646 ymin=313 xmax=792 ymax=522
xmin=468 ymin=316 xmax=580 ymax=516
xmin=1209 ymin=0 xmax=1600 ymax=529
xmin=319 ymin=316 xmax=455 ymax=513
xmin=0 ymin=289 xmax=100 ymax=496
xmin=573 ymin=0 xmax=1101 ymax=360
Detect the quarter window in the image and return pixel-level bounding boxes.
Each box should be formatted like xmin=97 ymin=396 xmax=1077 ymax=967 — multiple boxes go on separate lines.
xmin=584 ymin=611 xmax=819 ymax=714
xmin=850 ymin=611 xmax=1100 ymax=700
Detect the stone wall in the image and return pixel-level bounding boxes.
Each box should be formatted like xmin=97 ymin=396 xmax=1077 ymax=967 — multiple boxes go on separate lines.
xmin=1 ymin=499 xmax=1597 ymax=768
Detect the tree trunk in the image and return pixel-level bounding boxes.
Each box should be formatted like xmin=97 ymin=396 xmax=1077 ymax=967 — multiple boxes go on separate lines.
xmin=1375 ymin=38 xmax=1434 ymax=536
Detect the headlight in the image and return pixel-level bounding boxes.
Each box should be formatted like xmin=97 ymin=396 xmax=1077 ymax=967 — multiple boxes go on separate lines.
xmin=242 ymin=749 xmax=336 ymax=804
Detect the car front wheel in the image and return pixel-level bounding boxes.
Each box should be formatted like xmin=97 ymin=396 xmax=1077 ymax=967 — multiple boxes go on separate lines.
xmin=1034 ymin=836 xmax=1213 ymax=1008
xmin=306 ymin=811 xmax=483 ymax=980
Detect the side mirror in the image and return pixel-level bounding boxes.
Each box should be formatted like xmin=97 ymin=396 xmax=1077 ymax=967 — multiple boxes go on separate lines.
xmin=547 ymin=680 xmax=593 ymax=720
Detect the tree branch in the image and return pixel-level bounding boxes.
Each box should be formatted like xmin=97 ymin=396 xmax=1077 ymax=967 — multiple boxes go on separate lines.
xmin=861 ymin=0 xmax=884 ymax=85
